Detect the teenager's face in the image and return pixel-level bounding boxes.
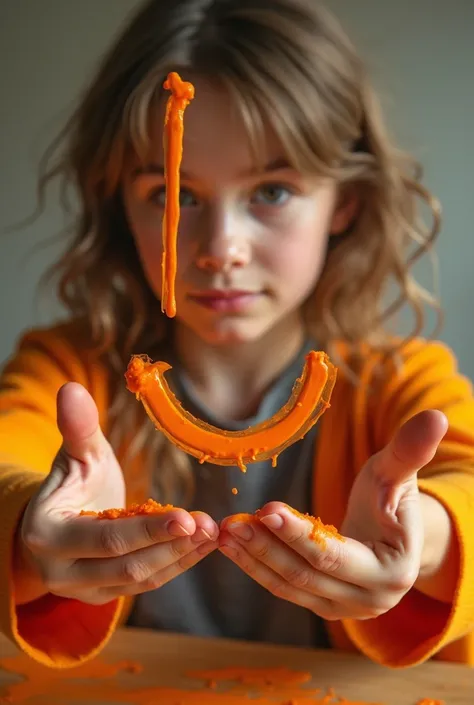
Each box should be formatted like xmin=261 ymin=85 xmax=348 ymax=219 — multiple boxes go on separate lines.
xmin=123 ymin=78 xmax=349 ymax=346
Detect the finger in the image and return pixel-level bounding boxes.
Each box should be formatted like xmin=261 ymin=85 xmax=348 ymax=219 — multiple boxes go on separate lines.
xmin=60 ymin=532 xmax=216 ymax=589
xmin=220 ymin=520 xmax=369 ymax=604
xmin=372 ymin=409 xmax=448 ymax=487
xmin=190 ymin=511 xmax=220 ymax=543
xmin=34 ymin=383 xmax=111 ymax=505
xmin=56 ymin=382 xmax=109 ymax=462
xmin=99 ymin=541 xmax=217 ymax=598
xmin=219 ymin=538 xmax=338 ymax=620
xmin=248 ymin=504 xmax=388 ymax=590
xmin=38 ymin=506 xmax=218 ymax=559
xmin=46 ymin=510 xmax=197 ymax=559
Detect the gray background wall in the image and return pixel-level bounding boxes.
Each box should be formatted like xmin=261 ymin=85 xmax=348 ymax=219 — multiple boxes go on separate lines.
xmin=1 ymin=1 xmax=473 ymax=377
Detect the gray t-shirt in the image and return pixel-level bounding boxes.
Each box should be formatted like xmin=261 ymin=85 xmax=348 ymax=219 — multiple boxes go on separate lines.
xmin=127 ymin=338 xmax=329 ymax=649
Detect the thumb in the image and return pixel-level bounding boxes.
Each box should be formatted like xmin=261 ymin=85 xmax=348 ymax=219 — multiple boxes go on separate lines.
xmin=34 ymin=383 xmax=108 ymax=504
xmin=56 ymin=382 xmax=106 ymax=462
xmin=373 ymin=409 xmax=448 ymax=487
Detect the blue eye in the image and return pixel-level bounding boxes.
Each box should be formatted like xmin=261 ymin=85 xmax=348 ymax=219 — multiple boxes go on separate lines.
xmin=251 ymin=184 xmax=293 ymax=206
xmin=148 ymin=187 xmax=198 ymax=207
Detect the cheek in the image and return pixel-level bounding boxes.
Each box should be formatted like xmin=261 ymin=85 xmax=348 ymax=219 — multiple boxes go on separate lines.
xmin=262 ymin=221 xmax=328 ymax=291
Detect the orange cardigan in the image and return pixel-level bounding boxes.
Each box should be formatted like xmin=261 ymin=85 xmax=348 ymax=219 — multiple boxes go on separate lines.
xmin=1 ymin=322 xmax=474 ymax=669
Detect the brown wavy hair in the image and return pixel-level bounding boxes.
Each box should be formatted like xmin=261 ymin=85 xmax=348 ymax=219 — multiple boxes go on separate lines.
xmin=33 ymin=0 xmax=441 ymax=504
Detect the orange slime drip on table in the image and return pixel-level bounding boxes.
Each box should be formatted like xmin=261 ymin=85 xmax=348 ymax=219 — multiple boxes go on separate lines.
xmin=0 ymin=655 xmax=397 ymax=704
xmin=125 ymin=351 xmax=336 ymax=472
xmin=79 ymin=498 xmax=174 ymax=519
xmin=161 ymin=71 xmax=195 ymax=318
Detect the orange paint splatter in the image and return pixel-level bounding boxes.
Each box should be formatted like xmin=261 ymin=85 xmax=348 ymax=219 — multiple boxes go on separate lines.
xmin=231 ymin=488 xmax=239 ymax=496
xmin=188 ymin=666 xmax=312 ymax=688
xmin=0 ymin=654 xmax=440 ymax=705
xmin=79 ymin=498 xmax=174 ymax=520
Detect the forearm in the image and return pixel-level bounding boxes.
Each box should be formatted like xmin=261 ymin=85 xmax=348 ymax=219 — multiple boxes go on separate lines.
xmin=414 ymin=491 xmax=459 ymax=603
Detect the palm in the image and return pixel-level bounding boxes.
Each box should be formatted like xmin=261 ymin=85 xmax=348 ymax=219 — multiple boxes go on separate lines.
xmin=341 ymin=456 xmax=419 ymax=555
xmin=341 ymin=410 xmax=447 ymax=564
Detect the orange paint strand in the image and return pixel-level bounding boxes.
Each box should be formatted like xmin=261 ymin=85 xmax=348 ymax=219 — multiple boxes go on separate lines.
xmin=416 ymin=700 xmax=445 ymax=705
xmin=79 ymin=498 xmax=174 ymax=520
xmin=125 ymin=351 xmax=336 ymax=472
xmin=286 ymin=506 xmax=344 ymax=549
xmin=161 ymin=71 xmax=195 ymax=318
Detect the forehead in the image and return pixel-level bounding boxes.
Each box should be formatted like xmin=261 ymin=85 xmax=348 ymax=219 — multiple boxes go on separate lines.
xmin=143 ymin=76 xmax=286 ymax=180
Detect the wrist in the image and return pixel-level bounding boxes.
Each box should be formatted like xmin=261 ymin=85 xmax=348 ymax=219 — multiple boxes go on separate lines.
xmin=12 ymin=512 xmax=48 ymax=605
xmin=414 ymin=491 xmax=459 ymax=603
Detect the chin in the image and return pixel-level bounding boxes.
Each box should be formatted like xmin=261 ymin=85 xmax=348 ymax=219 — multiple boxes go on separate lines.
xmin=187 ymin=317 xmax=272 ymax=347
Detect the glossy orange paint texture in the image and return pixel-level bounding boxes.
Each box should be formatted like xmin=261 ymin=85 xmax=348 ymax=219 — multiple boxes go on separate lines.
xmin=79 ymin=498 xmax=174 ymax=519
xmin=125 ymin=351 xmax=336 ymax=473
xmin=160 ymin=71 xmax=194 ymax=318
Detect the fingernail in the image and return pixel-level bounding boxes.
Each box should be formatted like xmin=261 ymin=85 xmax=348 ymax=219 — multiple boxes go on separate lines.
xmin=192 ymin=528 xmax=213 ymax=544
xmin=228 ymin=522 xmax=253 ymax=541
xmin=260 ymin=513 xmax=284 ymax=530
xmin=167 ymin=520 xmax=191 ymax=537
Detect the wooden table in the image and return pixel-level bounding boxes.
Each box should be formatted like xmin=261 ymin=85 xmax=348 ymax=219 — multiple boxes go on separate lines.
xmin=0 ymin=627 xmax=473 ymax=704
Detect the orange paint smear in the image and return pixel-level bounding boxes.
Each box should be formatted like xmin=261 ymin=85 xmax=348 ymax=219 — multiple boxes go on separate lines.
xmin=161 ymin=71 xmax=195 ymax=318
xmin=285 ymin=506 xmax=344 ymax=549
xmin=0 ymin=655 xmax=384 ymax=705
xmin=125 ymin=351 xmax=336 ymax=472
xmin=187 ymin=666 xmax=312 ymax=687
xmin=0 ymin=655 xmax=442 ymax=705
xmin=79 ymin=498 xmax=174 ymax=519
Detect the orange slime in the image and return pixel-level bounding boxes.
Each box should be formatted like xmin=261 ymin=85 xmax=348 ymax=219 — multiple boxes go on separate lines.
xmin=161 ymin=71 xmax=195 ymax=318
xmin=79 ymin=498 xmax=174 ymax=519
xmin=0 ymin=654 xmax=404 ymax=704
xmin=285 ymin=506 xmax=344 ymax=548
xmin=125 ymin=351 xmax=336 ymax=472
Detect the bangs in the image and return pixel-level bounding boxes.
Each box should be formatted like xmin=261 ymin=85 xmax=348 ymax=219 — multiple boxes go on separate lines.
xmin=114 ymin=43 xmax=364 ymax=191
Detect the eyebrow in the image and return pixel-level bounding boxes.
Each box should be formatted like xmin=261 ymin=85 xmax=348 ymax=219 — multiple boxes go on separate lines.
xmin=131 ymin=157 xmax=294 ymax=181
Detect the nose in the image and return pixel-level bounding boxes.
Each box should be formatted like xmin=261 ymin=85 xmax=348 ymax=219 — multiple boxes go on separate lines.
xmin=195 ymin=204 xmax=251 ymax=273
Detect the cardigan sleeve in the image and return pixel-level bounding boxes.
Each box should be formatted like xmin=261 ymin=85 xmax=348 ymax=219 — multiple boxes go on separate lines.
xmin=0 ymin=323 xmax=124 ymax=668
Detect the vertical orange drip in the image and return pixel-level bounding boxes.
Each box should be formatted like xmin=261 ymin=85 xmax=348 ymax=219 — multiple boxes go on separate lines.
xmin=161 ymin=71 xmax=195 ymax=317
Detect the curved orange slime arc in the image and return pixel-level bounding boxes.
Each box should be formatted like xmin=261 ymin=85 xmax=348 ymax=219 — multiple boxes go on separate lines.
xmin=125 ymin=351 xmax=336 ymax=472
xmin=161 ymin=71 xmax=194 ymax=318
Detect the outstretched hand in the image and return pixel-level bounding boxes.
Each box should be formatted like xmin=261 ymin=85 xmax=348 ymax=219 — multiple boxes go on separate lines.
xmin=13 ymin=383 xmax=219 ymax=606
xmin=219 ymin=410 xmax=448 ymax=620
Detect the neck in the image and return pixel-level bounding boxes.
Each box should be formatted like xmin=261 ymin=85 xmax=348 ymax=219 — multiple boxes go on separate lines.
xmin=173 ymin=314 xmax=306 ymax=421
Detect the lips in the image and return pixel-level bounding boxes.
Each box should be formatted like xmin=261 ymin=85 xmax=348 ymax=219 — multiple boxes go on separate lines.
xmin=188 ymin=289 xmax=261 ymax=312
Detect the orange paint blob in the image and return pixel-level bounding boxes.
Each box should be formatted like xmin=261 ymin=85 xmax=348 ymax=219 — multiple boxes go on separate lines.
xmin=161 ymin=71 xmax=195 ymax=318
xmin=80 ymin=498 xmax=174 ymax=520
xmin=125 ymin=351 xmax=336 ymax=472
xmin=231 ymin=488 xmax=239 ymax=495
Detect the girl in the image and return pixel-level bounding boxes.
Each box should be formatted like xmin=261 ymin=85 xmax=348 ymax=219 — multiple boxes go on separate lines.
xmin=1 ymin=0 xmax=474 ymax=670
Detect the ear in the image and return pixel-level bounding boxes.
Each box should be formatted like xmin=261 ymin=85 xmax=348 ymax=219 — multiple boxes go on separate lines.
xmin=330 ymin=189 xmax=360 ymax=235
